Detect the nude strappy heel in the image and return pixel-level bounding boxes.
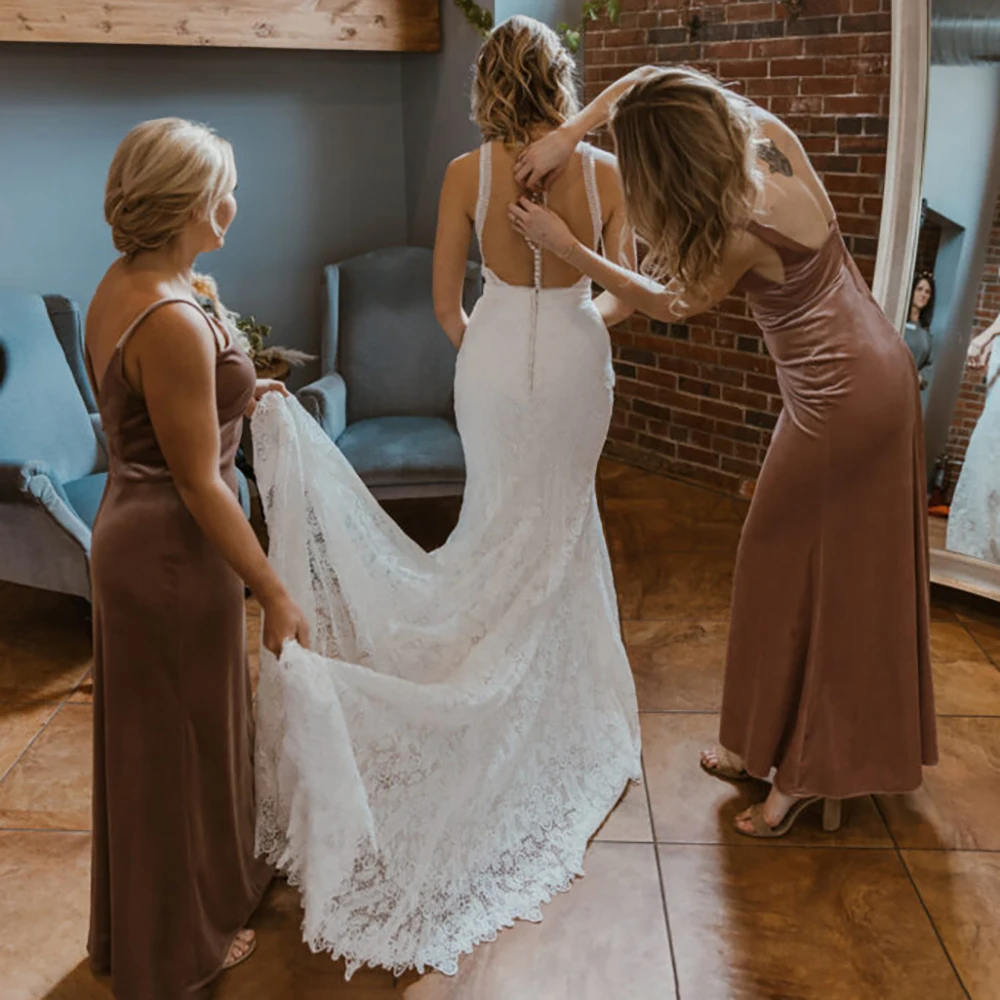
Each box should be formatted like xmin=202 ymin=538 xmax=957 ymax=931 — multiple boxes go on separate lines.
xmin=735 ymin=796 xmax=843 ymax=839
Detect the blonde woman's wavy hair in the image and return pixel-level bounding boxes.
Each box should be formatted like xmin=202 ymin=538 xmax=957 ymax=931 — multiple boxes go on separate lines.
xmin=104 ymin=117 xmax=236 ymax=260
xmin=471 ymin=15 xmax=579 ymax=147
xmin=611 ymin=67 xmax=761 ymax=297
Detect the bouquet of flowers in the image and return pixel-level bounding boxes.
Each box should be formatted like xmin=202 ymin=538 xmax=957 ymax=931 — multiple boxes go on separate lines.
xmin=191 ymin=273 xmax=314 ymax=374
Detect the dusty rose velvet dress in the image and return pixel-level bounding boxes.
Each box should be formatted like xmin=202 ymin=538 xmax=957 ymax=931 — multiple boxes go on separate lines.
xmin=720 ymin=221 xmax=938 ymax=798
xmin=86 ymin=299 xmax=271 ymax=999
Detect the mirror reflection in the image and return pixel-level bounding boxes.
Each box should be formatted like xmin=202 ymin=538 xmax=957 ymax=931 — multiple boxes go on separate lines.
xmin=914 ymin=0 xmax=1000 ymax=566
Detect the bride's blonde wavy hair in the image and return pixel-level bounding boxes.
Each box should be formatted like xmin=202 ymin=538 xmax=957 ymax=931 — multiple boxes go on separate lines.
xmin=104 ymin=117 xmax=236 ymax=260
xmin=611 ymin=66 xmax=761 ymax=297
xmin=471 ymin=15 xmax=579 ymax=147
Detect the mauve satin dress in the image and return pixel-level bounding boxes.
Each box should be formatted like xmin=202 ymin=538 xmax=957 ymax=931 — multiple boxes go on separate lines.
xmin=86 ymin=298 xmax=271 ymax=999
xmin=720 ymin=220 xmax=938 ymax=798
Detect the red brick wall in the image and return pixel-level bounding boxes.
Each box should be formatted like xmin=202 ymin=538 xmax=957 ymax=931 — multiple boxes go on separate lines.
xmin=945 ymin=190 xmax=1000 ymax=496
xmin=586 ymin=0 xmax=892 ymax=495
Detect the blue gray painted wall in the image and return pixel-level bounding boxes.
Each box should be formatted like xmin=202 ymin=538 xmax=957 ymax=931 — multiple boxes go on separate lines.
xmin=0 ymin=43 xmax=408 ymax=383
xmin=0 ymin=5 xmax=579 ymax=373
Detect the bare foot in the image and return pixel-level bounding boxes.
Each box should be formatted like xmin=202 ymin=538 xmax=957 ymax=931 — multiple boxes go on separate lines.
xmin=699 ymin=745 xmax=746 ymax=777
xmin=223 ymin=929 xmax=256 ymax=970
xmin=735 ymin=785 xmax=799 ymax=835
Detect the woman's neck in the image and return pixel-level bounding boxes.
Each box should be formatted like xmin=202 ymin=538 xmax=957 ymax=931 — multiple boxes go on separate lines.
xmin=126 ymin=243 xmax=198 ymax=291
xmin=910 ymin=304 xmax=921 ymax=324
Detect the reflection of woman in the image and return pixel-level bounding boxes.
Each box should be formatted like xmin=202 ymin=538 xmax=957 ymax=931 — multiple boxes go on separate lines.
xmin=947 ymin=315 xmax=1000 ymax=564
xmin=513 ymin=66 xmax=937 ymax=837
xmin=904 ymin=271 xmax=936 ymax=393
xmin=85 ymin=119 xmax=309 ymax=998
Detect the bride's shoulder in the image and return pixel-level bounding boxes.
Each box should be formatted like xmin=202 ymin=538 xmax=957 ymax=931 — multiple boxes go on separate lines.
xmin=441 ymin=148 xmax=481 ymax=198
xmin=583 ymin=143 xmax=622 ymax=183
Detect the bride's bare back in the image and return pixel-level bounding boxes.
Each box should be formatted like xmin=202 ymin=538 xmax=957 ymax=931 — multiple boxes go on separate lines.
xmin=477 ymin=141 xmax=618 ymax=288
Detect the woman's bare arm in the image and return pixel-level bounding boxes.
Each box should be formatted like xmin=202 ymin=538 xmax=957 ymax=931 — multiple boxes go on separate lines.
xmin=592 ymin=169 xmax=638 ymax=328
xmin=433 ymin=155 xmax=476 ymax=349
xmin=134 ymin=306 xmax=309 ymax=650
xmin=509 ymin=198 xmax=756 ymax=324
xmin=515 ymin=65 xmax=661 ymax=191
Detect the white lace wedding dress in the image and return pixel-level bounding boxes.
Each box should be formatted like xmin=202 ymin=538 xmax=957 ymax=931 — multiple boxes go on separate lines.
xmin=947 ymin=342 xmax=999 ymax=564
xmin=250 ymin=143 xmax=642 ymax=978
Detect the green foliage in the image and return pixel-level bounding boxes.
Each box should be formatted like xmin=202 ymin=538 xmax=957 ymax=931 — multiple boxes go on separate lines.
xmin=234 ymin=315 xmax=272 ymax=358
xmin=454 ymin=1 xmax=619 ymax=53
xmin=453 ymin=0 xmax=493 ymax=37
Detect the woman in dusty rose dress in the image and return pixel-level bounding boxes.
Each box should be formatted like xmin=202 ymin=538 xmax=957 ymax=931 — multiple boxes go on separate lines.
xmin=85 ymin=118 xmax=309 ymax=998
xmin=512 ymin=66 xmax=936 ymax=837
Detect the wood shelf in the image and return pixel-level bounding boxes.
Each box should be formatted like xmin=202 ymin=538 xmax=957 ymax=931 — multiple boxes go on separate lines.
xmin=0 ymin=1 xmax=440 ymax=52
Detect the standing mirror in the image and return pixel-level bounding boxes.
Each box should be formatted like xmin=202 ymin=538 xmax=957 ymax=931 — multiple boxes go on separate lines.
xmin=877 ymin=0 xmax=1000 ymax=602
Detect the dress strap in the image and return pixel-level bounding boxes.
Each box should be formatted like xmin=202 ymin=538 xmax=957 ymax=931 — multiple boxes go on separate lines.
xmin=581 ymin=145 xmax=603 ymax=254
xmin=115 ymin=297 xmax=212 ymax=352
xmin=475 ymin=142 xmax=492 ymax=250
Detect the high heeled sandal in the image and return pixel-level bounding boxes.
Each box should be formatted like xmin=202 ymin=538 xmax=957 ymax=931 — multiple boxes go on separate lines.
xmin=222 ymin=929 xmax=257 ymax=971
xmin=735 ymin=797 xmax=843 ymax=839
xmin=699 ymin=745 xmax=750 ymax=782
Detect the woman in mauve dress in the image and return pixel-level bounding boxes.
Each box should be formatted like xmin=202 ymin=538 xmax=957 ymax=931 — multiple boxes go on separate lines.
xmin=512 ymin=66 xmax=936 ymax=838
xmin=84 ymin=118 xmax=309 ymax=998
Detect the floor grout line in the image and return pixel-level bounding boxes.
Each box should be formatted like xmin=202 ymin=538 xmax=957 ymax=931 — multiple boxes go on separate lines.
xmin=640 ymin=753 xmax=682 ymax=1000
xmin=0 ymin=698 xmax=69 ymax=787
xmin=959 ymin=619 xmax=1000 ymax=675
xmin=0 ymin=826 xmax=91 ymax=835
xmin=873 ymin=797 xmax=973 ymax=1000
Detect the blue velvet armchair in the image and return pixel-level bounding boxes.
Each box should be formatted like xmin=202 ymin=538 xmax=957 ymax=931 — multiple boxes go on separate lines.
xmin=0 ymin=289 xmax=108 ymax=598
xmin=0 ymin=288 xmax=250 ymax=600
xmin=298 ymin=247 xmax=481 ymax=500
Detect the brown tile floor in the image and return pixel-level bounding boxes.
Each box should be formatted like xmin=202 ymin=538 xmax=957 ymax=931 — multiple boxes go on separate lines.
xmin=2 ymin=461 xmax=999 ymax=999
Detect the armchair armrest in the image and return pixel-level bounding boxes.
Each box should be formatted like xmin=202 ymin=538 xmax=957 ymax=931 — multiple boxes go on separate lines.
xmin=297 ymin=372 xmax=347 ymax=442
xmin=0 ymin=460 xmax=91 ymax=550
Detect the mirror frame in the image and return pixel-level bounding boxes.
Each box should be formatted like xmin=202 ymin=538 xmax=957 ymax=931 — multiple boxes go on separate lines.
xmin=874 ymin=0 xmax=1000 ymax=602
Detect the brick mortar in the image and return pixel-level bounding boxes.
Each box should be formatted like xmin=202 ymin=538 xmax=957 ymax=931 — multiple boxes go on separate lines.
xmin=589 ymin=0 xmax=892 ymax=497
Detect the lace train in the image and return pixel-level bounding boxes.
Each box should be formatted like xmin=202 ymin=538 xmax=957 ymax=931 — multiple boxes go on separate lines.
xmin=251 ymin=206 xmax=641 ymax=976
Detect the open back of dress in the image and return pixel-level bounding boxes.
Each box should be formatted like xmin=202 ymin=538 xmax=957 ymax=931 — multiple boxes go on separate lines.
xmin=250 ymin=141 xmax=641 ymax=977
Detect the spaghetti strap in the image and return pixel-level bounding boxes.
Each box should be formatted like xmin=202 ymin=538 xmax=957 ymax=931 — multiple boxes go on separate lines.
xmin=746 ymin=217 xmax=837 ymax=257
xmin=115 ymin=297 xmax=212 ymax=352
xmin=475 ymin=143 xmax=492 ymax=250
xmin=581 ymin=145 xmax=603 ymax=254
xmin=90 ymin=297 xmax=221 ymax=398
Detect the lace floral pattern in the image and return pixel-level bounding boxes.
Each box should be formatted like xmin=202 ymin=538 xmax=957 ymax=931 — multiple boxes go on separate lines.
xmin=250 ymin=137 xmax=639 ymax=978
xmin=251 ymin=274 xmax=640 ymax=977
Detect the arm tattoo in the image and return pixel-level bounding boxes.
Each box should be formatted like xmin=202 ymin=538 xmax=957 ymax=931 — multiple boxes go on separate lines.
xmin=757 ymin=139 xmax=793 ymax=177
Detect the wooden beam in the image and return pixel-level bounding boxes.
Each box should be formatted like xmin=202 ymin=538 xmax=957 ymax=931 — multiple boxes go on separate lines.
xmin=0 ymin=1 xmax=441 ymax=52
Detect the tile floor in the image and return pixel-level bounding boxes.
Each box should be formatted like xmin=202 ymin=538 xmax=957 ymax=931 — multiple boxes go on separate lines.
xmin=2 ymin=461 xmax=999 ymax=999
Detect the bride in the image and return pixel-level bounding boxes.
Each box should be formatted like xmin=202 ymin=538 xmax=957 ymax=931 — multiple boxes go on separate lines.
xmin=947 ymin=313 xmax=1000 ymax=564
xmin=250 ymin=15 xmax=642 ymax=978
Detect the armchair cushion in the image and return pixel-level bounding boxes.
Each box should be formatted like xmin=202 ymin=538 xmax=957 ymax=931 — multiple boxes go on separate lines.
xmin=0 ymin=289 xmax=103 ymax=484
xmin=63 ymin=473 xmax=108 ymax=530
xmin=336 ymin=416 xmax=465 ymax=488
xmin=326 ymin=247 xmax=480 ymax=424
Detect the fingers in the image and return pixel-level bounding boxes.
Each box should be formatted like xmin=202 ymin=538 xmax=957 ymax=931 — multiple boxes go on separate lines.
xmin=297 ymin=618 xmax=311 ymax=650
